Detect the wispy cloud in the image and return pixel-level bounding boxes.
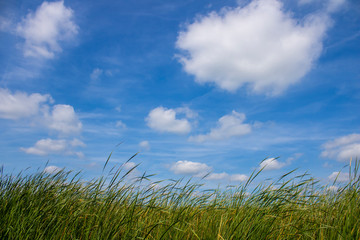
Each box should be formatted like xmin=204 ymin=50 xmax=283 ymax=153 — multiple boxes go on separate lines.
xmin=16 ymin=0 xmax=78 ymax=58
xmin=115 ymin=120 xmax=127 ymax=129
xmin=139 ymin=140 xmax=150 ymax=151
xmin=176 ymin=0 xmax=330 ymax=95
xmin=90 ymin=68 xmax=103 ymax=81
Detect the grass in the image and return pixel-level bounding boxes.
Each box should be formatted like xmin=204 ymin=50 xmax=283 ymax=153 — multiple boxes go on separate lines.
xmin=1 ymin=158 xmax=359 ymax=239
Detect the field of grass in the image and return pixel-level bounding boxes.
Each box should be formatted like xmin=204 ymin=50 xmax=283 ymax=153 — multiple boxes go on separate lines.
xmin=1 ymin=158 xmax=359 ymax=239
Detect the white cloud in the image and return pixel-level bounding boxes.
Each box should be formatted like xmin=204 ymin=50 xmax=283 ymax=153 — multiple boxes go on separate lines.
xmin=90 ymin=68 xmax=103 ymax=81
xmin=207 ymin=172 xmax=229 ymax=180
xmin=21 ymin=138 xmax=84 ymax=157
xmin=321 ymin=133 xmax=360 ymax=162
xmin=259 ymin=158 xmax=286 ymax=170
xmin=16 ymin=0 xmax=78 ymax=58
xmin=43 ymin=165 xmax=63 ymax=174
xmin=189 ymin=110 xmax=251 ymax=142
xmin=206 ymin=172 xmax=249 ymax=181
xmin=45 ymin=104 xmax=82 ymax=135
xmin=328 ymin=171 xmax=349 ymax=182
xmin=0 ymin=89 xmax=82 ymax=135
xmin=170 ymin=160 xmax=248 ymax=181
xmin=176 ymin=0 xmax=329 ymax=95
xmin=0 ymin=88 xmax=52 ymax=120
xmin=230 ymin=174 xmax=249 ymax=182
xmin=170 ymin=160 xmax=211 ymax=177
xmin=139 ymin=140 xmax=150 ymax=151
xmin=146 ymin=106 xmax=191 ymax=134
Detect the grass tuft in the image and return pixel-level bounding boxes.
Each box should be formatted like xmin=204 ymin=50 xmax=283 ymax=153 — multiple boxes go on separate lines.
xmin=1 ymin=159 xmax=359 ymax=239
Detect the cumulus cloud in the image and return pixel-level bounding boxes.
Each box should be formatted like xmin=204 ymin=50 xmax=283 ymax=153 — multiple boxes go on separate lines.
xmin=170 ymin=160 xmax=248 ymax=181
xmin=43 ymin=165 xmax=63 ymax=174
xmin=0 ymin=88 xmax=52 ymax=120
xmin=207 ymin=172 xmax=229 ymax=180
xmin=16 ymin=0 xmax=78 ymax=58
xmin=176 ymin=0 xmax=330 ymax=95
xmin=189 ymin=110 xmax=251 ymax=142
xmin=21 ymin=138 xmax=85 ymax=157
xmin=328 ymin=171 xmax=349 ymax=182
xmin=259 ymin=158 xmax=286 ymax=170
xmin=170 ymin=160 xmax=211 ymax=177
xmin=45 ymin=104 xmax=82 ymax=135
xmin=321 ymin=134 xmax=360 ymax=162
xmin=146 ymin=106 xmax=191 ymax=134
xmin=230 ymin=174 xmax=249 ymax=182
xmin=0 ymin=89 xmax=82 ymax=135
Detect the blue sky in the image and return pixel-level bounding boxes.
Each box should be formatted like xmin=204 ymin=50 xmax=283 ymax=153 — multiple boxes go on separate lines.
xmin=0 ymin=0 xmax=359 ymax=187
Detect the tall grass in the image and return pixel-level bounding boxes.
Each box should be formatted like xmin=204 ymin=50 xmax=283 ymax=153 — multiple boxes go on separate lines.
xmin=1 ymin=159 xmax=359 ymax=239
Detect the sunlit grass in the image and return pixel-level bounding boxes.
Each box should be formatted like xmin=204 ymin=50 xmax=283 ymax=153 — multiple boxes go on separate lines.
xmin=1 ymin=158 xmax=359 ymax=239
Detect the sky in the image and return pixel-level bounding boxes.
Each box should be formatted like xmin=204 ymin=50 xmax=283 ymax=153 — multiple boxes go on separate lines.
xmin=0 ymin=0 xmax=359 ymax=187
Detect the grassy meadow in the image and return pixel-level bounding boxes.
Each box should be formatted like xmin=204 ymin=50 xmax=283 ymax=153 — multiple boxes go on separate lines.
xmin=1 ymin=157 xmax=360 ymax=240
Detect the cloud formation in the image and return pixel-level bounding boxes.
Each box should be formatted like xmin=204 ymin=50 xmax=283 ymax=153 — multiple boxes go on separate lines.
xmin=230 ymin=174 xmax=249 ymax=182
xmin=189 ymin=111 xmax=251 ymax=142
xmin=45 ymin=104 xmax=82 ymax=135
xmin=176 ymin=0 xmax=329 ymax=95
xmin=43 ymin=165 xmax=63 ymax=174
xmin=259 ymin=158 xmax=286 ymax=170
xmin=21 ymin=138 xmax=85 ymax=157
xmin=0 ymin=88 xmax=84 ymax=157
xmin=146 ymin=107 xmax=191 ymax=134
xmin=0 ymin=88 xmax=52 ymax=119
xmin=321 ymin=133 xmax=360 ymax=162
xmin=16 ymin=0 xmax=78 ymax=58
xmin=0 ymin=88 xmax=82 ymax=135
xmin=170 ymin=160 xmax=248 ymax=181
xmin=170 ymin=160 xmax=211 ymax=177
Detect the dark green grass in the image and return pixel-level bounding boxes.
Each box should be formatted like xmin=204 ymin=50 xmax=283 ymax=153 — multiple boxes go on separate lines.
xmin=1 ymin=160 xmax=359 ymax=239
